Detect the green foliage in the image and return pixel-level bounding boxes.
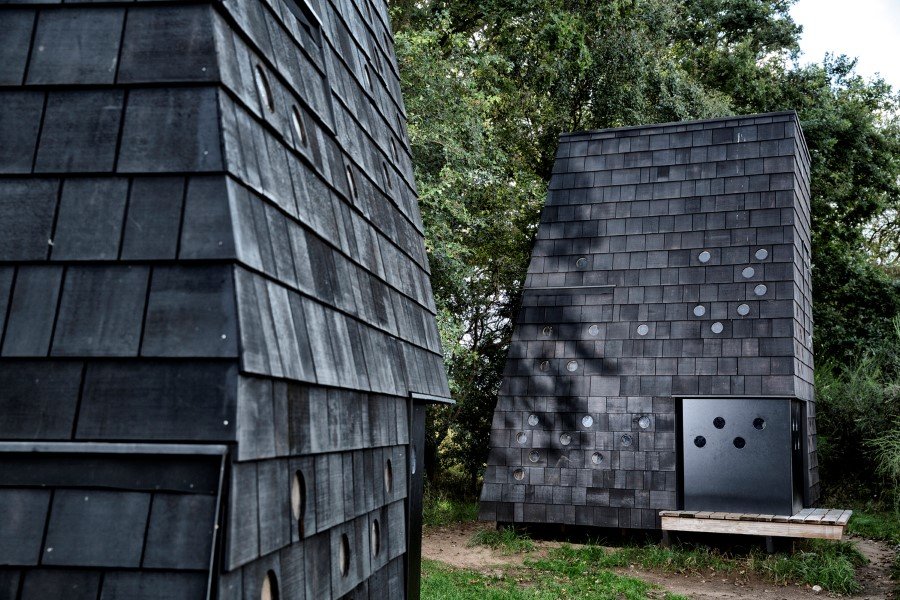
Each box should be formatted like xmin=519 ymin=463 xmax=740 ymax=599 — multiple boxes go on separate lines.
xmin=423 ymin=489 xmax=479 ymax=528
xmin=470 ymin=527 xmax=536 ymax=554
xmin=846 ymin=507 xmax=900 ymax=544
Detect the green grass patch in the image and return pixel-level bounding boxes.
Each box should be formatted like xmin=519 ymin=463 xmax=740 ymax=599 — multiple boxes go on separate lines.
xmin=470 ymin=527 xmax=536 ymax=554
xmin=420 ymin=558 xmax=686 ymax=600
xmin=846 ymin=507 xmax=900 ymax=543
xmin=423 ymin=490 xmax=479 ymax=527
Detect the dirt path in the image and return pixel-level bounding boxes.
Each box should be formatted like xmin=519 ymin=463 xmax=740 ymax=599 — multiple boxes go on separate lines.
xmin=421 ymin=522 xmax=897 ymax=599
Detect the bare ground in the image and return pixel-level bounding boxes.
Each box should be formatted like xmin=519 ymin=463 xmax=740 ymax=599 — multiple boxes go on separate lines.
xmin=421 ymin=522 xmax=897 ymax=599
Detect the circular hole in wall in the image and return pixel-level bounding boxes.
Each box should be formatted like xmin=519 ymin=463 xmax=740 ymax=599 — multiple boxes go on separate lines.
xmin=753 ymin=417 xmax=766 ymax=430
xmin=588 ymin=324 xmax=600 ymax=336
xmin=582 ymin=415 xmax=594 ymax=428
xmin=260 ymin=570 xmax=279 ymax=600
xmin=339 ymin=534 xmax=350 ymax=577
xmin=698 ymin=250 xmax=711 ymax=263
xmin=290 ymin=470 xmax=306 ymax=534
xmin=576 ymin=257 xmax=588 ymax=269
xmin=291 ymin=106 xmax=307 ymax=146
xmin=516 ymin=432 xmax=527 ymax=444
xmin=529 ymin=450 xmax=540 ymax=463
xmin=637 ymin=324 xmax=649 ymax=336
xmin=384 ymin=459 xmax=393 ymax=494
xmin=382 ymin=162 xmax=392 ymax=190
xmin=737 ymin=303 xmax=750 ymax=316
xmin=755 ymin=248 xmax=769 ymax=260
xmin=711 ymin=322 xmax=724 ymax=334
xmin=621 ymin=434 xmax=633 ymax=447
xmin=527 ymin=414 xmax=539 ymax=427
xmin=693 ymin=305 xmax=706 ymax=317
xmin=694 ymin=436 xmax=706 ymax=448
xmin=411 ymin=446 xmax=417 ymax=475
xmin=542 ymin=325 xmax=553 ymax=336
xmin=754 ymin=284 xmax=767 ymax=297
xmin=345 ymin=165 xmax=358 ymax=199
xmin=742 ymin=266 xmax=755 ymax=279
xmin=733 ymin=437 xmax=746 ymax=449
xmin=371 ymin=519 xmax=381 ymax=557
xmin=513 ymin=468 xmax=525 ymax=481
xmin=255 ymin=65 xmax=275 ymax=112
xmin=566 ymin=360 xmax=578 ymax=372
xmin=560 ymin=433 xmax=572 ymax=446
xmin=591 ymin=452 xmax=604 ymax=465
xmin=539 ymin=360 xmax=550 ymax=372
xmin=713 ymin=416 xmax=726 ymax=429
xmin=638 ymin=415 xmax=651 ymax=429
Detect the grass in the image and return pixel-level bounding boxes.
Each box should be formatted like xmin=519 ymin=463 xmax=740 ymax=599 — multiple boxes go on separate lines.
xmin=423 ymin=491 xmax=479 ymax=527
xmin=469 ymin=527 xmax=536 ymax=554
xmin=421 ymin=558 xmax=688 ymax=600
xmin=844 ymin=506 xmax=900 ymax=583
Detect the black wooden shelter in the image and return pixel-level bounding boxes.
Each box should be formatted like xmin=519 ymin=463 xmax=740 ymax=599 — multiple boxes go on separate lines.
xmin=480 ymin=113 xmax=817 ymax=529
xmin=0 ymin=1 xmax=450 ymax=598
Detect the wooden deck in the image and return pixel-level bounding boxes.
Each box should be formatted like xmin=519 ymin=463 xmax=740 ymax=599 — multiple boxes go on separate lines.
xmin=660 ymin=508 xmax=853 ymax=540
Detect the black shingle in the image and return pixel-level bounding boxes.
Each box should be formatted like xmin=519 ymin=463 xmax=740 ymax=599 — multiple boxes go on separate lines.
xmin=35 ymin=91 xmax=124 ymax=173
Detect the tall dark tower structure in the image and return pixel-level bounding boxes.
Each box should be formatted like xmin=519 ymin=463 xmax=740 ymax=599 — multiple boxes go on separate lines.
xmin=480 ymin=113 xmax=817 ymax=529
xmin=0 ymin=1 xmax=450 ymax=599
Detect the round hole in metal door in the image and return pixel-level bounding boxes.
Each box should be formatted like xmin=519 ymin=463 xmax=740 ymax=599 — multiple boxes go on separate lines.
xmin=694 ymin=435 xmax=706 ymax=448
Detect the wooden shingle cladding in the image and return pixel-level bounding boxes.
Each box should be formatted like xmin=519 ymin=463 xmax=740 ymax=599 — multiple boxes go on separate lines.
xmin=0 ymin=0 xmax=449 ymax=598
xmin=480 ymin=112 xmax=817 ymax=530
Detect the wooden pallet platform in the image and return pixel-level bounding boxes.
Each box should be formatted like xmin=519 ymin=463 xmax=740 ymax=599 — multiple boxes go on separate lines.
xmin=660 ymin=508 xmax=852 ymax=540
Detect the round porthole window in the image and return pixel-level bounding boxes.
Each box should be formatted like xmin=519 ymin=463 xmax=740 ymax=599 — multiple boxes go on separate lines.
xmin=711 ymin=322 xmax=724 ymax=334
xmin=339 ymin=534 xmax=350 ymax=577
xmin=754 ymin=284 xmax=767 ymax=296
xmin=384 ymin=459 xmax=393 ymax=494
xmin=588 ymin=324 xmax=600 ymax=336
xmin=539 ymin=360 xmax=550 ymax=372
xmin=254 ymin=65 xmax=274 ymax=112
xmin=737 ymin=303 xmax=750 ymax=316
xmin=411 ymin=446 xmax=417 ymax=475
xmin=261 ymin=570 xmax=279 ymax=600
xmin=560 ymin=433 xmax=572 ymax=446
xmin=621 ymin=434 xmax=633 ymax=447
xmin=713 ymin=416 xmax=726 ymax=429
xmin=693 ymin=305 xmax=706 ymax=317
xmin=742 ymin=266 xmax=755 ymax=279
xmin=291 ymin=106 xmax=307 ymax=146
xmin=755 ymin=248 xmax=769 ymax=260
xmin=733 ymin=437 xmax=746 ymax=449
xmin=638 ymin=415 xmax=651 ymax=429
xmin=576 ymin=257 xmax=588 ymax=269
xmin=290 ymin=470 xmax=306 ymax=534
xmin=513 ymin=468 xmax=525 ymax=481
xmin=694 ymin=436 xmax=706 ymax=448
xmin=566 ymin=360 xmax=578 ymax=372
xmin=529 ymin=450 xmax=540 ymax=463
xmin=698 ymin=250 xmax=711 ymax=263
xmin=582 ymin=415 xmax=594 ymax=428
xmin=516 ymin=432 xmax=527 ymax=444
xmin=528 ymin=414 xmax=539 ymax=427
xmin=345 ymin=165 xmax=358 ymax=199
xmin=542 ymin=325 xmax=553 ymax=336
xmin=637 ymin=324 xmax=649 ymax=336
xmin=591 ymin=452 xmax=604 ymax=465
xmin=753 ymin=417 xmax=766 ymax=430
xmin=371 ymin=519 xmax=381 ymax=557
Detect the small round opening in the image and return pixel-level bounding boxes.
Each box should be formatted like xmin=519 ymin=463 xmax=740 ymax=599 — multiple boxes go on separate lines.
xmin=637 ymin=324 xmax=649 ymax=336
xmin=261 ymin=570 xmax=279 ymax=600
xmin=516 ymin=432 xmax=527 ymax=444
xmin=291 ymin=106 xmax=307 ymax=146
xmin=638 ymin=415 xmax=651 ymax=429
xmin=527 ymin=414 xmax=539 ymax=427
xmin=694 ymin=436 xmax=706 ymax=448
xmin=290 ymin=470 xmax=306 ymax=535
xmin=713 ymin=416 xmax=726 ymax=429
xmin=345 ymin=165 xmax=358 ymax=199
xmin=588 ymin=324 xmax=599 ymax=336
xmin=339 ymin=533 xmax=350 ymax=577
xmin=566 ymin=360 xmax=578 ymax=372
xmin=591 ymin=452 xmax=604 ymax=465
xmin=529 ymin=450 xmax=540 ymax=463
xmin=371 ymin=519 xmax=381 ymax=557
xmin=698 ymin=250 xmax=711 ymax=263
xmin=733 ymin=437 xmax=746 ymax=449
xmin=693 ymin=305 xmax=706 ymax=317
xmin=737 ymin=303 xmax=750 ymax=316
xmin=742 ymin=266 xmax=755 ymax=279
xmin=754 ymin=284 xmax=767 ymax=297
xmin=576 ymin=257 xmax=588 ymax=269
xmin=753 ymin=417 xmax=766 ymax=430
xmin=411 ymin=445 xmax=417 ymax=475
xmin=513 ymin=468 xmax=525 ymax=481
xmin=621 ymin=434 xmax=633 ymax=447
xmin=542 ymin=325 xmax=553 ymax=336
xmin=582 ymin=415 xmax=593 ymax=428
xmin=559 ymin=433 xmax=572 ymax=446
xmin=539 ymin=360 xmax=550 ymax=372
xmin=382 ymin=162 xmax=392 ymax=190
xmin=384 ymin=459 xmax=393 ymax=494
xmin=755 ymin=248 xmax=769 ymax=260
xmin=711 ymin=322 xmax=724 ymax=334
xmin=254 ymin=65 xmax=275 ymax=112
